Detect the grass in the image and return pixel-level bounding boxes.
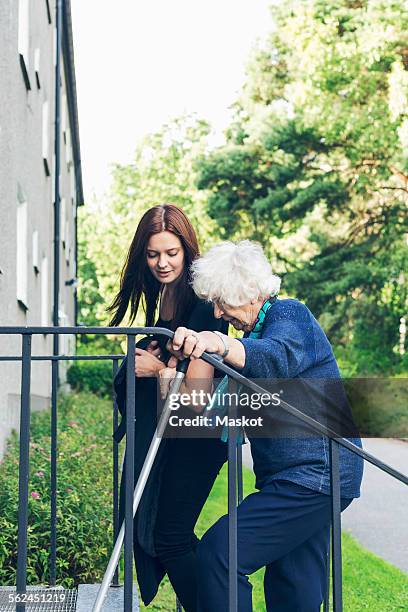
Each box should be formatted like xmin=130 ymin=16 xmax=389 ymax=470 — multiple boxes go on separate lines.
xmin=138 ymin=464 xmax=408 ymax=611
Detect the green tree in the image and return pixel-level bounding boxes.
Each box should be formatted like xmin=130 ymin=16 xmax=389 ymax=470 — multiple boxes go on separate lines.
xmin=79 ymin=115 xmax=217 ymax=340
xmin=196 ymin=0 xmax=408 ymax=374
xmin=76 ymin=206 xmax=121 ymax=354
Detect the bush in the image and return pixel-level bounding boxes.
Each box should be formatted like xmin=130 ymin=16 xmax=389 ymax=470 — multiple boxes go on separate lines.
xmin=67 ymin=361 xmax=116 ymax=397
xmin=0 ymin=392 xmax=117 ymax=587
xmin=344 ymin=378 xmax=408 ymax=438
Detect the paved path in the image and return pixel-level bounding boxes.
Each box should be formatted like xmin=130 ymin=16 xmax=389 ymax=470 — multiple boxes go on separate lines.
xmin=342 ymin=438 xmax=408 ymax=573
xmin=241 ymin=438 xmax=408 ymax=573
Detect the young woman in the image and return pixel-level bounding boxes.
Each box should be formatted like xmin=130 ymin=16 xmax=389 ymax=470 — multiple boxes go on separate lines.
xmin=107 ymin=204 xmax=227 ymax=611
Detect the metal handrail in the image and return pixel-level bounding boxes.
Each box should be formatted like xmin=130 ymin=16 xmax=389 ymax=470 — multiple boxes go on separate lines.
xmin=0 ymin=325 xmax=407 ymax=612
xmin=1 ymin=326 xmax=406 ymax=484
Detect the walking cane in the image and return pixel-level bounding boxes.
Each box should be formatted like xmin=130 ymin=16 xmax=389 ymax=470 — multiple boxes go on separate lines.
xmin=92 ymin=357 xmax=190 ymax=612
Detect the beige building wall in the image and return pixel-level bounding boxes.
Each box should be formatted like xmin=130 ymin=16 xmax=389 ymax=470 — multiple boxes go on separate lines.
xmin=0 ymin=0 xmax=82 ymax=458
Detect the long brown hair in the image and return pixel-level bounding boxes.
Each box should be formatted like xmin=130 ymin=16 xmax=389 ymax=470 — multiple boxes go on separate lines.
xmin=108 ymin=204 xmax=200 ymax=330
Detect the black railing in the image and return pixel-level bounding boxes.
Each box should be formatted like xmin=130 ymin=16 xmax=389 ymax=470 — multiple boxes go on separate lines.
xmin=0 ymin=326 xmax=407 ymax=612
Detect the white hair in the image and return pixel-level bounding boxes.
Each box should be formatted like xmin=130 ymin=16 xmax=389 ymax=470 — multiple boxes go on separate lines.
xmin=191 ymin=240 xmax=281 ymax=307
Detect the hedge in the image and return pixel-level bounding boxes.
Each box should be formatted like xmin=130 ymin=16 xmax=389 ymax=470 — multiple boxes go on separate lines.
xmin=0 ymin=392 xmax=117 ymax=587
xmin=66 ymin=361 xmax=116 ymax=398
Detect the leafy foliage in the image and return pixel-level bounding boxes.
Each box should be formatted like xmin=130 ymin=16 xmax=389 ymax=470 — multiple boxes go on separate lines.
xmin=0 ymin=393 xmax=116 ymax=587
xmin=76 ymin=207 xmax=122 ymax=355
xmin=78 ymin=115 xmax=219 ymax=346
xmin=67 ymin=361 xmax=116 ymax=398
xmin=77 ymin=2 xmax=408 ymax=375
xmin=196 ymin=0 xmax=408 ymax=374
xmin=83 ymin=116 xmax=217 ymax=323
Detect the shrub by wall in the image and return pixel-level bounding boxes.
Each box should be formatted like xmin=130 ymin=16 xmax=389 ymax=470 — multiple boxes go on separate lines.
xmin=67 ymin=361 xmax=115 ymax=398
xmin=0 ymin=392 xmax=118 ymax=587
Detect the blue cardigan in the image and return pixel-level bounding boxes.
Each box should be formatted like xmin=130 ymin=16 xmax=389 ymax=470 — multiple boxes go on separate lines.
xmin=238 ymin=298 xmax=363 ymax=498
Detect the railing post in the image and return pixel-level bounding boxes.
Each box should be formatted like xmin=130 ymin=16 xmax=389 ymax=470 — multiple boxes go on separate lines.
xmin=16 ymin=333 xmax=32 ymax=612
xmin=50 ymin=0 xmax=63 ymax=586
xmin=227 ymin=378 xmax=238 ymax=612
xmin=50 ymin=353 xmax=59 ymax=586
xmin=323 ymin=538 xmax=330 ymax=612
xmin=237 ymin=444 xmax=243 ymax=505
xmin=124 ymin=335 xmax=136 ymax=611
xmin=330 ymin=438 xmax=343 ymax=611
xmin=112 ymin=358 xmax=120 ymax=587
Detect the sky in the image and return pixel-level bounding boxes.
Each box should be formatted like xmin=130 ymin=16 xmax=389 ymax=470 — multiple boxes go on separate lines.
xmin=70 ymin=0 xmax=274 ymax=200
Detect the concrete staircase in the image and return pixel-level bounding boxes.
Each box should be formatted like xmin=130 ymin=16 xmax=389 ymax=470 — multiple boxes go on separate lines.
xmin=76 ymin=584 xmax=139 ymax=611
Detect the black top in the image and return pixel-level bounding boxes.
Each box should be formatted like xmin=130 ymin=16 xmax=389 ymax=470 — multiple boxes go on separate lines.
xmin=113 ymin=299 xmax=227 ymax=442
xmin=113 ymin=298 xmax=227 ymax=606
xmin=157 ymin=298 xmax=228 ymax=335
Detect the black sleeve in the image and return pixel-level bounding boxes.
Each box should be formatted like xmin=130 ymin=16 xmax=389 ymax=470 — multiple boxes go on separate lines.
xmin=187 ymin=300 xmax=228 ymax=335
xmin=113 ymin=336 xmax=157 ymax=416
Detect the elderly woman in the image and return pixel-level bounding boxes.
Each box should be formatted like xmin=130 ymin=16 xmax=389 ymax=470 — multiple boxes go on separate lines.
xmin=166 ymin=240 xmax=363 ymax=612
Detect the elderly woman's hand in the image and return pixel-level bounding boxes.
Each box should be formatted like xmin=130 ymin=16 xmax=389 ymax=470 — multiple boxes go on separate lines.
xmin=167 ymin=327 xmax=223 ymax=361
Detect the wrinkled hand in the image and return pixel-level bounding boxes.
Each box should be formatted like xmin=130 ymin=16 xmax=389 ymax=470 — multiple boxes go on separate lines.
xmin=134 ymin=344 xmax=164 ymax=378
xmin=166 ymin=327 xmax=222 ymax=361
xmin=158 ymin=367 xmax=176 ymax=399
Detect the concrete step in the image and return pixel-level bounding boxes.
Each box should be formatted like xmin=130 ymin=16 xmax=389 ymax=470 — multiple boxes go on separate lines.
xmin=76 ymin=584 xmax=139 ymax=612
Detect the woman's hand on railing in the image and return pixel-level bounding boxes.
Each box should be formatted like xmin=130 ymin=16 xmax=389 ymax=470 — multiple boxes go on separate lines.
xmin=168 ymin=327 xmax=246 ymax=369
xmin=166 ymin=328 xmax=223 ymax=360
xmin=135 ymin=342 xmax=166 ymax=378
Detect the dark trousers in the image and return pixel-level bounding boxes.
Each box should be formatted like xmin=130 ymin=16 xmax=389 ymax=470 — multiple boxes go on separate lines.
xmin=196 ymin=480 xmax=352 ymax=612
xmin=154 ymin=437 xmax=227 ymax=612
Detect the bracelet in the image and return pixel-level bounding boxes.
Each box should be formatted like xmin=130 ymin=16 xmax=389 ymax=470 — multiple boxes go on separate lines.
xmin=213 ymin=331 xmax=229 ymax=359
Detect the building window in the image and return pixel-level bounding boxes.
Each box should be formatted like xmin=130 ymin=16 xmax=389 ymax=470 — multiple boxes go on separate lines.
xmin=18 ymin=0 xmax=31 ymax=90
xmin=45 ymin=0 xmax=52 ymax=24
xmin=62 ymin=95 xmax=67 ymax=142
xmin=42 ymin=100 xmax=50 ymax=176
xmin=71 ymin=198 xmax=76 ymax=226
xmin=66 ymin=128 xmax=72 ymax=169
xmin=32 ymin=230 xmax=39 ymax=273
xmin=70 ymin=172 xmax=76 ymax=204
xmin=65 ymin=221 xmax=70 ymax=265
xmin=61 ymin=198 xmax=66 ymax=247
xmin=34 ymin=48 xmax=41 ymax=89
xmin=17 ymin=185 xmax=28 ymax=310
xmin=40 ymin=257 xmax=48 ymax=326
